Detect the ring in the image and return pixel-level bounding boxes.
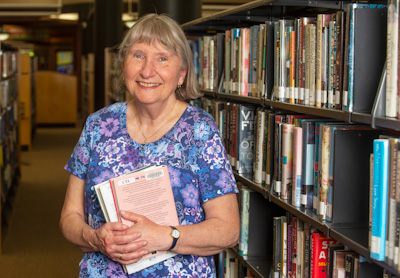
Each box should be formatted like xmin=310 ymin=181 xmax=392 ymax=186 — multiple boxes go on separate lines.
xmin=119 ymin=253 xmax=123 ymax=260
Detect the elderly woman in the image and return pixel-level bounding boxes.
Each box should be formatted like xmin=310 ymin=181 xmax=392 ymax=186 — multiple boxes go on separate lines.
xmin=59 ymin=13 xmax=240 ymax=277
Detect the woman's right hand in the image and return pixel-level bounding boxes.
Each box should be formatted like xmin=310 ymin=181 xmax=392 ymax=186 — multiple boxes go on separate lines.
xmin=90 ymin=221 xmax=149 ymax=265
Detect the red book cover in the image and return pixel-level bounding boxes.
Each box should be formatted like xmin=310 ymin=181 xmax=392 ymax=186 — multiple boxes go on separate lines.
xmin=310 ymin=232 xmax=339 ymax=278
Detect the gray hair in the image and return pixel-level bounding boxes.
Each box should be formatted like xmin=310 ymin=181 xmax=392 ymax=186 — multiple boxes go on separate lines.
xmin=114 ymin=13 xmax=202 ymax=101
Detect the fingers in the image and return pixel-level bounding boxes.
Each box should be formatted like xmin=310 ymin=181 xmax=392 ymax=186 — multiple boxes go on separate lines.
xmin=111 ymin=240 xmax=149 ymax=265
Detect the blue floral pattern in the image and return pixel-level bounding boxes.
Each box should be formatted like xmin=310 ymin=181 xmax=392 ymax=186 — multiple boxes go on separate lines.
xmin=65 ymin=102 xmax=238 ymax=277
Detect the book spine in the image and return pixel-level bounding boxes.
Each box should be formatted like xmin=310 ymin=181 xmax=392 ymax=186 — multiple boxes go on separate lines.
xmin=237 ymin=105 xmax=255 ymax=178
xmin=231 ymin=28 xmax=240 ymax=95
xmin=370 ymin=139 xmax=389 ymax=261
xmin=238 ymin=187 xmax=250 ymax=256
xmin=292 ymin=126 xmax=303 ymax=207
xmin=396 ymin=140 xmax=400 ymax=271
xmin=387 ymin=138 xmax=398 ymax=266
xmin=253 ymin=109 xmax=265 ymax=184
xmin=319 ymin=124 xmax=331 ymax=221
xmin=309 ymin=24 xmax=316 ymax=107
xmin=282 ymin=216 xmax=288 ymax=278
xmin=345 ymin=4 xmax=356 ymax=112
xmin=240 ymin=28 xmax=250 ymax=96
xmin=209 ymin=37 xmax=215 ymax=91
xmin=386 ymin=0 xmax=399 ymax=118
xmin=313 ymin=122 xmax=322 ymax=214
xmin=328 ymin=20 xmax=337 ymax=109
xmin=335 ymin=11 xmax=345 ymax=110
xmin=292 ymin=217 xmax=298 ymax=278
xmin=301 ymin=121 xmax=315 ymax=210
xmin=274 ymin=121 xmax=283 ymax=197
xmin=289 ymin=30 xmax=296 ymax=104
xmin=273 ymin=216 xmax=283 ymax=277
xmin=224 ymin=30 xmax=231 ymax=93
xmin=282 ymin=123 xmax=294 ymax=200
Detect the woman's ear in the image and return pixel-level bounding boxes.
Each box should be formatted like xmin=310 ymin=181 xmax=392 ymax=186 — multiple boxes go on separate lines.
xmin=179 ymin=68 xmax=187 ymax=86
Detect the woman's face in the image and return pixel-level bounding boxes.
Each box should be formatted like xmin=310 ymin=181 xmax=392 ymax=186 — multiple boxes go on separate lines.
xmin=123 ymin=40 xmax=187 ymax=105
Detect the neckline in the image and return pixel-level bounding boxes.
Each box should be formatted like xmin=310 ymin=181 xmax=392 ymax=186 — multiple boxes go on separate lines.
xmin=123 ymin=101 xmax=190 ymax=147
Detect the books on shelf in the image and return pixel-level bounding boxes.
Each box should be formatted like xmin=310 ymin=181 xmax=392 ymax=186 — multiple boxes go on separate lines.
xmin=94 ymin=164 xmax=179 ymax=274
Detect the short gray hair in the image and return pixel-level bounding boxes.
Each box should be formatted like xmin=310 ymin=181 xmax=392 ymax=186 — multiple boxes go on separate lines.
xmin=114 ymin=13 xmax=202 ymax=101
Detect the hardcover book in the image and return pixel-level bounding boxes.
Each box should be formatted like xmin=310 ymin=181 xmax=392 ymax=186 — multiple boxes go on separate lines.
xmin=310 ymin=232 xmax=339 ymax=278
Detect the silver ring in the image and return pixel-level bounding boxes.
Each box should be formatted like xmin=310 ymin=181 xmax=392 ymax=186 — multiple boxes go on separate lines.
xmin=119 ymin=253 xmax=123 ymax=260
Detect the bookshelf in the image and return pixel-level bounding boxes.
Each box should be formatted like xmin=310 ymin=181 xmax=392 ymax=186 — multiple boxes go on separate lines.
xmin=81 ymin=53 xmax=95 ymax=121
xmin=181 ymin=0 xmax=400 ymax=277
xmin=104 ymin=46 xmax=130 ymax=106
xmin=0 ymin=43 xmax=20 ymax=255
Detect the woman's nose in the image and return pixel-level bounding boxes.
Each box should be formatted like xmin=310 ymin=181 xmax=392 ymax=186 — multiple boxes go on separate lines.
xmin=140 ymin=59 xmax=156 ymax=78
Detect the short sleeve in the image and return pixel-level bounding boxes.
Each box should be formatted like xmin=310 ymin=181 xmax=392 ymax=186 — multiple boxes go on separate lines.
xmin=64 ymin=117 xmax=93 ymax=180
xmin=196 ymin=117 xmax=238 ymax=203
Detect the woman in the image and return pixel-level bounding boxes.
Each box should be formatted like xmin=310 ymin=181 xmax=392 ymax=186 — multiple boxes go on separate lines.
xmin=60 ymin=13 xmax=240 ymax=277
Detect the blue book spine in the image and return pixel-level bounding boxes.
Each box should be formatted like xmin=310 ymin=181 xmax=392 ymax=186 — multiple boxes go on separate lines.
xmin=345 ymin=4 xmax=355 ymax=112
xmin=239 ymin=188 xmax=251 ymax=256
xmin=370 ymin=139 xmax=389 ymax=261
xmin=301 ymin=121 xmax=315 ymax=209
xmin=313 ymin=122 xmax=323 ymax=214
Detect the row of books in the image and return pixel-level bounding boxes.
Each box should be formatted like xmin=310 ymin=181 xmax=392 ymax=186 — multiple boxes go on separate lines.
xmin=235 ymin=182 xmax=397 ymax=278
xmin=370 ymin=137 xmax=400 ymax=273
xmin=189 ymin=4 xmax=399 ymax=118
xmin=218 ymin=249 xmax=255 ymax=278
xmin=198 ymin=98 xmax=386 ymax=223
xmin=272 ymin=212 xmax=387 ymax=278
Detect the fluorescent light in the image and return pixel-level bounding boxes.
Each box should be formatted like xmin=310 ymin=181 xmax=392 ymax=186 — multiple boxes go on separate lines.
xmin=50 ymin=13 xmax=78 ymax=21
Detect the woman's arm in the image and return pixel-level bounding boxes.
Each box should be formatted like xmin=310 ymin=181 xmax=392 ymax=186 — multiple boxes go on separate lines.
xmin=121 ymin=192 xmax=240 ymax=256
xmin=59 ymin=174 xmax=149 ymax=264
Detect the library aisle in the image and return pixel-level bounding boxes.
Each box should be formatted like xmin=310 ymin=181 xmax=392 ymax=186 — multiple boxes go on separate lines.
xmin=0 ymin=125 xmax=83 ymax=277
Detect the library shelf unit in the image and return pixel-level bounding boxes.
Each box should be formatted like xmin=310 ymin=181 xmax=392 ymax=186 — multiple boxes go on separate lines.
xmin=81 ymin=53 xmax=95 ymax=121
xmin=0 ymin=42 xmax=20 ymax=255
xmin=181 ymin=0 xmax=400 ymax=277
xmin=104 ymin=46 xmax=131 ymax=106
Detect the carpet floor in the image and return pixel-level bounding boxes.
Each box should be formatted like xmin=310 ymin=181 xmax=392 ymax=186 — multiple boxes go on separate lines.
xmin=0 ymin=126 xmax=83 ymax=277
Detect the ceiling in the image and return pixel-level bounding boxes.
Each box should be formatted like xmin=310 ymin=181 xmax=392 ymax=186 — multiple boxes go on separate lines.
xmin=0 ymin=0 xmax=253 ymax=24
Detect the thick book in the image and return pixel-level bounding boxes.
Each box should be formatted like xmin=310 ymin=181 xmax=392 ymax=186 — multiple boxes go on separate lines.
xmin=95 ymin=165 xmax=179 ymax=274
xmin=292 ymin=127 xmax=303 ymax=207
xmin=370 ymin=139 xmax=389 ymax=261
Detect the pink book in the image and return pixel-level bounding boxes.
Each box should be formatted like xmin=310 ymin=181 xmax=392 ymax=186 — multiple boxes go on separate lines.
xmin=292 ymin=127 xmax=303 ymax=207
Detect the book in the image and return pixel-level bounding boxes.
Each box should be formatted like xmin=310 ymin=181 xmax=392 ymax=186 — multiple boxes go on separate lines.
xmin=281 ymin=123 xmax=294 ymax=200
xmin=310 ymin=232 xmax=339 ymax=278
xmin=370 ymin=139 xmax=389 ymax=261
xmin=95 ymin=165 xmax=179 ymax=274
xmin=326 ymin=244 xmax=344 ymax=278
xmin=237 ymin=104 xmax=256 ymax=179
xmin=253 ymin=108 xmax=266 ymax=185
xmin=239 ymin=186 xmax=251 ymax=256
xmin=292 ymin=126 xmax=303 ymax=207
xmin=273 ymin=216 xmax=283 ymax=277
xmin=386 ymin=0 xmax=399 ymax=118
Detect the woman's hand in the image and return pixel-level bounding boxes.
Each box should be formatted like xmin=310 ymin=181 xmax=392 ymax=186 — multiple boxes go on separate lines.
xmin=120 ymin=210 xmax=172 ymax=254
xmin=90 ymin=221 xmax=150 ymax=265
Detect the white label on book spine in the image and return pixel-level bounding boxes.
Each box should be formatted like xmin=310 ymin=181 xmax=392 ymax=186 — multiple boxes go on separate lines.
xmin=285 ymin=87 xmax=289 ymax=100
xmin=319 ymin=202 xmax=326 ymax=218
xmin=275 ymin=181 xmax=281 ymax=193
xmin=279 ymin=86 xmax=285 ymax=101
xmin=266 ymin=174 xmax=270 ymax=185
xmin=316 ymin=90 xmax=321 ymax=104
xmin=328 ymin=90 xmax=333 ymax=105
xmin=301 ymin=194 xmax=307 ymax=205
xmin=322 ymin=90 xmax=327 ymax=105
xmin=299 ymin=88 xmax=304 ymax=102
xmin=304 ymin=89 xmax=310 ymax=105
xmin=146 ymin=170 xmax=164 ymax=180
xmin=294 ymin=87 xmax=299 ymax=101
xmin=343 ymin=90 xmax=348 ymax=106
xmin=371 ymin=236 xmax=380 ymax=253
xmin=118 ymin=178 xmax=136 ymax=186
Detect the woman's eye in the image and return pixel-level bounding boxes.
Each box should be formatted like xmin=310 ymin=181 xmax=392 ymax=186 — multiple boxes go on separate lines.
xmin=159 ymin=57 xmax=167 ymax=62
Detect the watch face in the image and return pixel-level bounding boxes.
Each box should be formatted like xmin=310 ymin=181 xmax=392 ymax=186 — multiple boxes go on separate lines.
xmin=172 ymin=229 xmax=180 ymax=238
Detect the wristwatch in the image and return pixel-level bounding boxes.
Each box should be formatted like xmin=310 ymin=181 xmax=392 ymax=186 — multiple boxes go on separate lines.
xmin=169 ymin=226 xmax=180 ymax=250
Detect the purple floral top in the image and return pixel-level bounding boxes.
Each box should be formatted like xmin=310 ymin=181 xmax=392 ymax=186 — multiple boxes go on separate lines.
xmin=65 ymin=101 xmax=238 ymax=278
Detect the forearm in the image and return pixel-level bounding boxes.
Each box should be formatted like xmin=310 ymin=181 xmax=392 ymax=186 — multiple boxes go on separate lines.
xmin=172 ymin=217 xmax=239 ymax=256
xmin=59 ymin=211 xmax=98 ymax=253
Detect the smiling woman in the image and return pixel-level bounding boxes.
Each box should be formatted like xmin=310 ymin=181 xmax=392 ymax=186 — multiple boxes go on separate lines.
xmin=60 ymin=13 xmax=240 ymax=278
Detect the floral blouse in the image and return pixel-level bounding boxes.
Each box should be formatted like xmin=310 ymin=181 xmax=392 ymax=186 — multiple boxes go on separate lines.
xmin=65 ymin=101 xmax=238 ymax=278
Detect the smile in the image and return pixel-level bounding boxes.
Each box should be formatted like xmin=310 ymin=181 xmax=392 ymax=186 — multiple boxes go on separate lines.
xmin=138 ymin=81 xmax=160 ymax=88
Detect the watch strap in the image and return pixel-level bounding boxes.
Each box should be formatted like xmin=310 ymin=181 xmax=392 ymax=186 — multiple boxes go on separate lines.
xmin=169 ymin=226 xmax=179 ymax=250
